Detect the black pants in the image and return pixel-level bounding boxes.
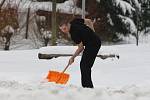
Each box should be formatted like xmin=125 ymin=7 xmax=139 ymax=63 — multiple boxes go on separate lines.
xmin=80 ymin=44 xmax=101 ymax=88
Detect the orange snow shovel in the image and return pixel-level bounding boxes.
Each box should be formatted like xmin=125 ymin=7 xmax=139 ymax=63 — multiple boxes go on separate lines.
xmin=46 ymin=64 xmax=70 ymax=84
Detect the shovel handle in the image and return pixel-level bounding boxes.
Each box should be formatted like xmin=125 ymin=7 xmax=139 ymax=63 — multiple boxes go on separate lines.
xmin=62 ymin=63 xmax=70 ymax=73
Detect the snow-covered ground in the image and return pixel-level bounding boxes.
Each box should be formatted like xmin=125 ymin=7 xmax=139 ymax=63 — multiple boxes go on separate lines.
xmin=0 ymin=43 xmax=150 ymax=100
xmin=0 ymin=0 xmax=150 ymax=99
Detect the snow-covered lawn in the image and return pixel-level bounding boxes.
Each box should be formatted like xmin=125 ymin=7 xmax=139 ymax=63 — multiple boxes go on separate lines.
xmin=0 ymin=43 xmax=150 ymax=100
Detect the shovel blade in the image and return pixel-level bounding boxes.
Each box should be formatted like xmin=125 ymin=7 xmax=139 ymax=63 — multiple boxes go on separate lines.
xmin=46 ymin=71 xmax=70 ymax=84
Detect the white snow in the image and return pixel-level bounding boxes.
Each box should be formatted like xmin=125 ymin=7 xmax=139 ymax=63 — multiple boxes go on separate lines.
xmin=107 ymin=13 xmax=114 ymax=26
xmin=39 ymin=46 xmax=118 ymax=56
xmin=113 ymin=0 xmax=135 ymax=15
xmin=42 ymin=30 xmax=52 ymax=39
xmin=132 ymin=0 xmax=141 ymax=11
xmin=1 ymin=0 xmax=82 ymax=14
xmin=0 ymin=0 xmax=150 ymax=99
xmin=0 ymin=25 xmax=15 ymax=34
xmin=118 ymin=15 xmax=137 ymax=34
xmin=0 ymin=43 xmax=150 ymax=100
xmin=96 ymin=0 xmax=101 ymax=3
xmin=122 ymin=27 xmax=150 ymax=44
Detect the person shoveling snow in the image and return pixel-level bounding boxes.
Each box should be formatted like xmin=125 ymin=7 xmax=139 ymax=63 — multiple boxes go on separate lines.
xmin=59 ymin=18 xmax=101 ymax=88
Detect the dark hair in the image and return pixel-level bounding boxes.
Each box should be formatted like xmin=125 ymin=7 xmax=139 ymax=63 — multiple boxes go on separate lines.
xmin=59 ymin=20 xmax=69 ymax=27
xmin=59 ymin=15 xmax=77 ymax=27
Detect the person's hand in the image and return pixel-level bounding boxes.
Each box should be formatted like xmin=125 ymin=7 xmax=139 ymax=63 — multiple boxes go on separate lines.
xmin=68 ymin=57 xmax=74 ymax=65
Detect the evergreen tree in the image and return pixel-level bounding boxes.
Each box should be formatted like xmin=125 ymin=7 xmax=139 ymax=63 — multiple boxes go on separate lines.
xmin=141 ymin=0 xmax=150 ymax=33
xmin=96 ymin=0 xmax=141 ymax=42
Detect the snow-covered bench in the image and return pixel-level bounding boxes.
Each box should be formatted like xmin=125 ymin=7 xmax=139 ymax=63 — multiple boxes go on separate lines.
xmin=38 ymin=46 xmax=119 ymax=60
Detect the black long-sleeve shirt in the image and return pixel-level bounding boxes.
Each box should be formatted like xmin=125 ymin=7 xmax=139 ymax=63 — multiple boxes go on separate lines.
xmin=69 ymin=18 xmax=101 ymax=46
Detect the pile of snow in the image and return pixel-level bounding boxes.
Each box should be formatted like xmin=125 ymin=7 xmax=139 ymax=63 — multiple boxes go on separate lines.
xmin=1 ymin=80 xmax=150 ymax=100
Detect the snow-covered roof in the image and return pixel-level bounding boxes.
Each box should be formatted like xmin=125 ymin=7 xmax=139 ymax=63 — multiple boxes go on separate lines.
xmin=1 ymin=0 xmax=82 ymax=15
